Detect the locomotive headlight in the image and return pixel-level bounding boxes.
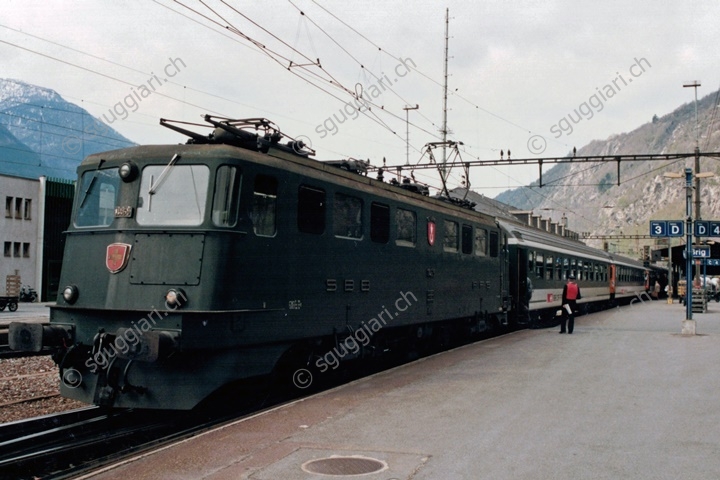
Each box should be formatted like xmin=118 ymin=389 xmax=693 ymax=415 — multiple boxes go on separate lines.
xmin=62 ymin=285 xmax=79 ymax=304
xmin=165 ymin=288 xmax=187 ymax=309
xmin=119 ymin=161 xmax=139 ymax=182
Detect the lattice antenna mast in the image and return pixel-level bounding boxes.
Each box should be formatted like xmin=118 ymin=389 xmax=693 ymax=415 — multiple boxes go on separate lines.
xmin=440 ymin=8 xmax=450 ymax=185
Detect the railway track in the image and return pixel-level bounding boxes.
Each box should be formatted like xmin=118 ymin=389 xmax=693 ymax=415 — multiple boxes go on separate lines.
xmin=0 ymin=399 xmax=264 ymax=480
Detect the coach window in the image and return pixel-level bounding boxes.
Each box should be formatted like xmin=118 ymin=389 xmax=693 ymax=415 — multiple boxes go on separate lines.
xmin=535 ymin=252 xmax=544 ymax=278
xmin=251 ymin=175 xmax=278 ymax=236
xmin=555 ymin=257 xmax=563 ymax=279
xmin=334 ymin=193 xmax=363 ymax=239
xmin=444 ymin=220 xmax=459 ymax=252
xmin=475 ymin=228 xmax=487 ymax=256
xmin=370 ymin=202 xmax=390 ymax=243
xmin=298 ymin=185 xmax=326 ymax=234
xmin=489 ymin=231 xmax=499 ymax=257
xmin=545 ymin=254 xmax=554 ymax=280
xmin=212 ymin=166 xmax=241 ymax=227
xmin=395 ymin=208 xmax=416 ymax=246
xmin=461 ymin=225 xmax=473 ymax=254
xmin=528 ymin=250 xmax=535 ymax=273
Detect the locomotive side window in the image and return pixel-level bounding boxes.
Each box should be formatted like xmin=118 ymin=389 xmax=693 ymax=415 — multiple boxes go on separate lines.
xmin=395 ymin=208 xmax=416 ymax=246
xmin=461 ymin=224 xmax=472 ymax=254
xmin=137 ymin=165 xmax=209 ymax=226
xmin=252 ymin=175 xmax=278 ymax=236
xmin=489 ymin=230 xmax=499 ymax=257
xmin=443 ymin=220 xmax=458 ymax=252
xmin=475 ymin=228 xmax=487 ymax=256
xmin=75 ymin=168 xmax=120 ymax=227
xmin=212 ymin=165 xmax=242 ymax=227
xmin=298 ymin=185 xmax=326 ymax=234
xmin=370 ymin=202 xmax=390 ymax=243
xmin=334 ymin=193 xmax=363 ymax=239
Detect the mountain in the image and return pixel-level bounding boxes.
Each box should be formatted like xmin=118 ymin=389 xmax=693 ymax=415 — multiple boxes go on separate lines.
xmin=0 ymin=122 xmax=44 ymax=178
xmin=0 ymin=79 xmax=136 ymax=180
xmin=494 ymin=89 xmax=720 ymax=255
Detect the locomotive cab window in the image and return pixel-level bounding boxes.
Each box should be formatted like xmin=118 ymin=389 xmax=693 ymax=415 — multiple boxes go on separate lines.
xmin=298 ymin=185 xmax=326 ymax=234
xmin=395 ymin=208 xmax=416 ymax=247
xmin=75 ymin=168 xmax=121 ymax=227
xmin=137 ymin=164 xmax=209 ymax=226
xmin=212 ymin=165 xmax=241 ymax=227
xmin=334 ymin=193 xmax=363 ymax=239
xmin=252 ymin=175 xmax=278 ymax=236
xmin=370 ymin=202 xmax=390 ymax=243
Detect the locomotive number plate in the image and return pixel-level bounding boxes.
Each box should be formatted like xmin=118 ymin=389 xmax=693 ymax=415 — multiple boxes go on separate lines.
xmin=114 ymin=206 xmax=134 ymax=218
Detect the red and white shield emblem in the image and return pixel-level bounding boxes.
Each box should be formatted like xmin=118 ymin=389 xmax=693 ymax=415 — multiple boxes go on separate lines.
xmin=106 ymin=243 xmax=132 ymax=273
xmin=427 ymin=221 xmax=436 ymax=246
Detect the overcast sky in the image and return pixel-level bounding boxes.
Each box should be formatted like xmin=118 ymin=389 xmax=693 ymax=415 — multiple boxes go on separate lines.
xmin=1 ymin=0 xmax=719 ymax=196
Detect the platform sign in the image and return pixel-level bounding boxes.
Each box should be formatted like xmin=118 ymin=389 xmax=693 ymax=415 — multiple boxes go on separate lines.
xmin=692 ymin=246 xmax=711 ymax=258
xmin=695 ymin=221 xmax=710 ymax=237
xmin=701 ymin=259 xmax=720 ymax=266
xmin=649 ymin=221 xmax=667 ymax=237
xmin=668 ymin=221 xmax=684 ymax=237
xmin=711 ymin=222 xmax=720 ymax=236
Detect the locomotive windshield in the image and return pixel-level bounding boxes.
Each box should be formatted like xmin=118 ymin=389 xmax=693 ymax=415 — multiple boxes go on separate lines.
xmin=136 ymin=164 xmax=209 ymax=225
xmin=75 ymin=168 xmax=121 ymax=227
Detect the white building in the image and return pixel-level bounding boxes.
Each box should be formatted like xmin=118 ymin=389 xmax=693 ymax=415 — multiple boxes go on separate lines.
xmin=1 ymin=174 xmax=73 ymax=301
xmin=1 ymin=174 xmax=39 ymax=295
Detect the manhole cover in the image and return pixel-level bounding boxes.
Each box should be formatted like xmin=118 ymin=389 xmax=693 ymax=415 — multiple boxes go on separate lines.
xmin=302 ymin=456 xmax=387 ymax=476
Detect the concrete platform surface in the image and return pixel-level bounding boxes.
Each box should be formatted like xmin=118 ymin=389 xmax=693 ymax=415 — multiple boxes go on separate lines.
xmin=82 ymin=300 xmax=720 ymax=480
xmin=0 ymin=301 xmax=50 ymax=327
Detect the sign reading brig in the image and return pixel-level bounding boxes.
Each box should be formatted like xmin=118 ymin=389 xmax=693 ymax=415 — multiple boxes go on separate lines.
xmin=690 ymin=246 xmax=711 ymax=258
xmin=649 ymin=220 xmax=720 ymax=238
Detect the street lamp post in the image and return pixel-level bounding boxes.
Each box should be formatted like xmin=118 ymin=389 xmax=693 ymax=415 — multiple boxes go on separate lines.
xmin=683 ymin=167 xmax=693 ymax=330
xmin=664 ymin=167 xmax=702 ymax=334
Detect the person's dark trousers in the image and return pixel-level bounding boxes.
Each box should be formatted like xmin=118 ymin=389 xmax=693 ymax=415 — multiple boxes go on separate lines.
xmin=567 ymin=300 xmax=577 ymax=333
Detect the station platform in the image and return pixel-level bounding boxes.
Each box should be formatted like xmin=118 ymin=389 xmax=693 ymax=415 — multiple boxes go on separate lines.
xmin=0 ymin=302 xmax=50 ymax=328
xmin=83 ymin=299 xmax=720 ymax=480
